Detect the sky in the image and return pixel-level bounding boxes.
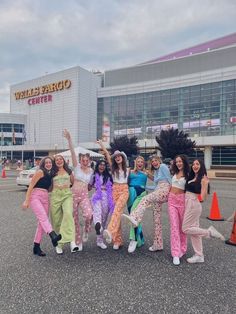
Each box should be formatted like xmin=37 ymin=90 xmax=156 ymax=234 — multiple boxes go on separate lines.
xmin=0 ymin=0 xmax=236 ymax=113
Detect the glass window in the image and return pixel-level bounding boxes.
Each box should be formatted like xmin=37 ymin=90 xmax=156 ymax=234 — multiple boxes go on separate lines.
xmin=223 ymin=80 xmax=235 ymax=93
xmin=99 ymin=79 xmax=236 ymax=141
xmin=2 ymin=124 xmax=12 ymax=132
xmin=212 ymin=146 xmax=236 ymax=165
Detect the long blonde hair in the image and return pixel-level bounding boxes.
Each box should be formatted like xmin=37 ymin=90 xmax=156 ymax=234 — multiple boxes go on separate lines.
xmin=133 ymin=156 xmax=145 ymax=173
xmin=148 ymin=155 xmax=162 ymax=174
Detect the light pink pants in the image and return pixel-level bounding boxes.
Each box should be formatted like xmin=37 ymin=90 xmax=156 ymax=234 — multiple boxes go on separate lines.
xmin=182 ymin=192 xmax=210 ymax=256
xmin=168 ymin=192 xmax=187 ymax=257
xmin=30 ymin=188 xmax=53 ymax=244
xmin=130 ymin=182 xmax=170 ymax=250
xmin=72 ymin=185 xmax=93 ymax=245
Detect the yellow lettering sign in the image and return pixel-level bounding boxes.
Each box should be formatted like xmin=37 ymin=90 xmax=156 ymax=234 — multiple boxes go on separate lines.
xmin=14 ymin=79 xmax=72 ymax=100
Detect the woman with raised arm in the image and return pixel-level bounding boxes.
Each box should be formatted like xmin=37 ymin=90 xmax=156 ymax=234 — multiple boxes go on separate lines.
xmin=50 ymin=155 xmax=76 ymax=254
xmin=123 ymin=155 xmax=171 ymax=252
xmin=22 ymin=156 xmax=61 ymax=256
xmin=97 ymin=140 xmax=129 ymax=250
xmin=63 ymin=129 xmax=93 ymax=251
xmin=88 ymin=160 xmax=114 ymax=249
xmin=182 ymin=158 xmax=225 ymax=264
xmin=167 ymin=155 xmax=189 ymax=266
xmin=127 ymin=156 xmax=148 ymax=253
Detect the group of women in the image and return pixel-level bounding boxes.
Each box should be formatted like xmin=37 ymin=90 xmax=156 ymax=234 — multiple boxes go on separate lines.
xmin=22 ymin=131 xmax=225 ymax=265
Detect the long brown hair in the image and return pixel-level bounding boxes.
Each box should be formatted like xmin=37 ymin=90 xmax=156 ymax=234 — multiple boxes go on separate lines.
xmin=54 ymin=155 xmax=72 ymax=175
xmin=172 ymin=154 xmax=189 ymax=180
xmin=111 ymin=155 xmax=127 ymax=178
xmin=39 ymin=156 xmax=56 ymax=177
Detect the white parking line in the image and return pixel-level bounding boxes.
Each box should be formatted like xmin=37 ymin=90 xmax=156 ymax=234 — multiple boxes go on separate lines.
xmin=0 ymin=183 xmax=20 ymax=187
xmin=0 ymin=188 xmax=26 ymax=192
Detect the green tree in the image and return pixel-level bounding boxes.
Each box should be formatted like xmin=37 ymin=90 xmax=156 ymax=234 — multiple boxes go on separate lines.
xmin=110 ymin=135 xmax=139 ymax=158
xmin=155 ymin=128 xmax=196 ymax=159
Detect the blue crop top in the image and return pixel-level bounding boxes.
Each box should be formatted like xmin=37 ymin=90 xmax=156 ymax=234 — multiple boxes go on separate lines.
xmin=154 ymin=164 xmax=172 ymax=185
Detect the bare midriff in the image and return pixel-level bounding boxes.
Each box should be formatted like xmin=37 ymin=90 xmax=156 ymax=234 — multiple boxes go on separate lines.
xmin=73 ymin=180 xmax=88 ymax=189
xmin=54 ymin=184 xmax=70 ymax=190
xmin=170 ymin=186 xmax=185 ymax=194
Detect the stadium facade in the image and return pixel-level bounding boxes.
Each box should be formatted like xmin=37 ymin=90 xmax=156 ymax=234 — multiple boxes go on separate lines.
xmin=97 ymin=33 xmax=236 ymax=168
xmin=1 ymin=32 xmax=236 ymax=167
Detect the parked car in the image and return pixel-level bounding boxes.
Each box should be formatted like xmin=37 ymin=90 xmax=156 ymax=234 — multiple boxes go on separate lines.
xmin=16 ymin=167 xmax=37 ymax=187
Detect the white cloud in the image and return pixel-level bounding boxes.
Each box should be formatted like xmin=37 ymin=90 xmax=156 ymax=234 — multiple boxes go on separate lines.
xmin=0 ymin=0 xmax=236 ymax=112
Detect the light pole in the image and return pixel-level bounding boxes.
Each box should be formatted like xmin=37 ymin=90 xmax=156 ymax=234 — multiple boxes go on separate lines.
xmin=54 ymin=144 xmax=58 ymax=155
xmin=144 ymin=138 xmax=147 ymax=161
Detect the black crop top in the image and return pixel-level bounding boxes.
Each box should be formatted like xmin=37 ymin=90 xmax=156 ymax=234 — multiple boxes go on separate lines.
xmin=185 ymin=180 xmax=201 ymax=194
xmin=34 ymin=172 xmax=52 ymax=191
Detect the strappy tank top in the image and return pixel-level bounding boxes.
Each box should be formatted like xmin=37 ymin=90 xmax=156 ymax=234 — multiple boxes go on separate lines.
xmin=74 ymin=164 xmax=93 ymax=184
xmin=113 ymin=169 xmax=129 ymax=184
xmin=171 ymin=174 xmax=186 ymax=190
xmin=34 ymin=172 xmax=52 ymax=190
xmin=53 ymin=173 xmax=71 ymax=187
xmin=185 ymin=179 xmax=202 ymax=194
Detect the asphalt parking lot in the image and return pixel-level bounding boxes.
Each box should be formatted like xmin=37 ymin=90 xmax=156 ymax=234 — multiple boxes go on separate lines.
xmin=0 ymin=175 xmax=236 ymax=313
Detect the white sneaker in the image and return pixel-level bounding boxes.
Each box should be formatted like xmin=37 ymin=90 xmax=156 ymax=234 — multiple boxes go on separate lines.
xmin=103 ymin=229 xmax=112 ymax=244
xmin=82 ymin=228 xmax=89 ymax=242
xmin=128 ymin=240 xmax=138 ymax=253
xmin=78 ymin=243 xmax=83 ymax=251
xmin=148 ymin=246 xmax=163 ymax=252
xmin=113 ymin=244 xmax=120 ymax=250
xmin=56 ymin=246 xmax=63 ymax=255
xmin=187 ymin=255 xmax=204 ymax=264
xmin=97 ymin=242 xmax=107 ymax=250
xmin=173 ymin=257 xmax=180 ymax=266
xmin=70 ymin=241 xmax=79 ymax=253
xmin=122 ymin=214 xmax=138 ymax=227
xmin=208 ymin=226 xmax=225 ymax=241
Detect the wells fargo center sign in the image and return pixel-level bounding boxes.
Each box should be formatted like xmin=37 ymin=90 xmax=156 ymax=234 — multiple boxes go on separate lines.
xmin=14 ymin=79 xmax=71 ymax=105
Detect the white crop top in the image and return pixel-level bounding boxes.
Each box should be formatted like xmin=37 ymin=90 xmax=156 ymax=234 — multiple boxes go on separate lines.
xmin=171 ymin=174 xmax=186 ymax=190
xmin=113 ymin=169 xmax=129 ymax=184
xmin=74 ymin=164 xmax=93 ymax=184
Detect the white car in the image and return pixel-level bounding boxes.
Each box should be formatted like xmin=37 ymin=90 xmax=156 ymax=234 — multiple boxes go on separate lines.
xmin=16 ymin=167 xmax=38 ymax=187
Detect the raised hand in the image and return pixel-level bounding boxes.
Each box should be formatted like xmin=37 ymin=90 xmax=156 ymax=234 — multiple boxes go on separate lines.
xmin=63 ymin=129 xmax=71 ymax=141
xmin=96 ymin=139 xmax=104 ymax=147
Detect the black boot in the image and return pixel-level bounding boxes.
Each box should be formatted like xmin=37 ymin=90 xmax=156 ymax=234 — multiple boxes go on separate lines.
xmin=49 ymin=231 xmax=62 ymax=247
xmin=33 ymin=243 xmax=46 ymax=257
xmin=95 ymin=222 xmax=101 ymax=235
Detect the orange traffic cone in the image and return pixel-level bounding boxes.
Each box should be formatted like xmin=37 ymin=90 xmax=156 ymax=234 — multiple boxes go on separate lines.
xmin=1 ymin=167 xmax=6 ymax=178
xmin=225 ymin=212 xmax=236 ymax=246
xmin=207 ymin=192 xmax=224 ymax=221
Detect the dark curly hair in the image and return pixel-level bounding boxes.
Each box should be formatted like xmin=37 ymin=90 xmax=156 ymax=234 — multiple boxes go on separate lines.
xmin=93 ymin=160 xmax=113 ymax=185
xmin=171 ymin=154 xmax=190 ymax=180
